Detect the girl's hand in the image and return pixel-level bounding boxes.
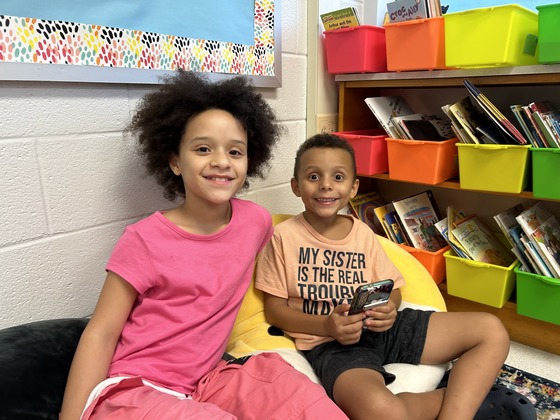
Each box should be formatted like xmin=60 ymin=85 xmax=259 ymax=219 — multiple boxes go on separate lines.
xmin=326 ymin=304 xmax=364 ymax=345
xmin=362 ymin=299 xmax=398 ymax=332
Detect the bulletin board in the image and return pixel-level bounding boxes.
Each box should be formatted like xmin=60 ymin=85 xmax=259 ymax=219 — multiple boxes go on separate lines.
xmin=0 ymin=0 xmax=281 ymax=87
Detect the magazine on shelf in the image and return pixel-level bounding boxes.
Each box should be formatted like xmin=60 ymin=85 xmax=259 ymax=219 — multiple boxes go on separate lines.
xmin=320 ymin=7 xmax=360 ymax=31
xmin=451 ymin=216 xmax=516 ymax=267
xmin=364 ymin=96 xmax=414 ymax=138
xmin=391 ymin=190 xmax=447 ymax=252
xmin=463 ymin=79 xmax=528 ymax=145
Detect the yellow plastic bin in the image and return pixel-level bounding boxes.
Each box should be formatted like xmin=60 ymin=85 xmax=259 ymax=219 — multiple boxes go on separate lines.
xmin=400 ymin=244 xmax=449 ymax=284
xmin=386 ymin=138 xmax=458 ymax=184
xmin=444 ymin=250 xmax=517 ymax=308
xmin=515 ymin=266 xmax=560 ymax=325
xmin=444 ymin=5 xmax=538 ymax=68
xmin=457 ymin=144 xmax=531 ymax=193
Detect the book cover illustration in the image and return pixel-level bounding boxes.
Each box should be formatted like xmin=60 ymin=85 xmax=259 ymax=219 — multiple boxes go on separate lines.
xmin=364 ymin=96 xmax=414 ymax=138
xmin=384 ymin=210 xmax=409 ymax=245
xmin=391 ymin=113 xmax=454 ymax=140
xmin=451 ymin=216 xmax=515 ymax=267
xmin=320 ymin=7 xmax=360 ymax=31
xmin=493 ymin=203 xmax=525 ymax=248
xmin=373 ymin=202 xmax=397 ymax=240
xmin=392 ymin=190 xmax=447 ymax=252
xmin=386 ymin=0 xmax=429 ymax=23
xmin=530 ymin=216 xmax=560 ymax=278
xmin=349 ymin=191 xmax=385 ymax=236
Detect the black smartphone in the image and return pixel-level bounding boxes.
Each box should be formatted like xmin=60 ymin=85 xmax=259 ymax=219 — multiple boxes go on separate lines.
xmin=348 ymin=279 xmax=394 ymax=315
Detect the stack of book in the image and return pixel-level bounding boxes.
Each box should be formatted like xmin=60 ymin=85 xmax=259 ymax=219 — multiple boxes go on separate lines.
xmin=494 ymin=202 xmax=560 ymax=278
xmin=441 ymin=79 xmax=528 ymax=146
xmin=364 ymin=95 xmax=454 ymax=140
xmin=371 ymin=190 xmax=448 ymax=252
xmin=435 ymin=206 xmax=516 ymax=267
xmin=510 ymin=101 xmax=560 ymax=148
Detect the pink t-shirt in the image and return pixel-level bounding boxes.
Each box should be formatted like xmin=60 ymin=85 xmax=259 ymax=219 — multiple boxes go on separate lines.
xmin=106 ymin=198 xmax=273 ymax=395
xmin=255 ymin=213 xmax=404 ymax=350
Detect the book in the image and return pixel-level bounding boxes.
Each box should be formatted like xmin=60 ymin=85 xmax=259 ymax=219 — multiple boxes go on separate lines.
xmin=386 ymin=0 xmax=429 ymax=23
xmin=510 ymin=104 xmax=540 ymax=148
xmin=364 ymin=96 xmax=414 ymax=138
xmin=463 ymin=79 xmax=527 ymax=145
xmin=516 ymin=201 xmax=560 ymax=278
xmin=391 ymin=113 xmax=454 ymax=140
xmin=493 ymin=204 xmax=525 ymax=248
xmin=349 ymin=191 xmax=385 ymax=236
xmin=373 ymin=202 xmax=397 ymax=241
xmin=528 ymin=101 xmax=560 ymax=148
xmin=384 ymin=211 xmax=409 ymax=245
xmin=521 ymin=105 xmax=548 ymax=148
xmin=448 ymin=96 xmax=485 ymax=144
xmin=451 ymin=216 xmax=516 ymax=267
xmin=392 ymin=190 xmax=447 ymax=252
xmin=320 ymin=7 xmax=360 ymax=31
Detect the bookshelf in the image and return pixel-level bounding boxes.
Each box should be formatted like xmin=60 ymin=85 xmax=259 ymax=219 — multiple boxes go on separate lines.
xmin=335 ymin=65 xmax=560 ymax=355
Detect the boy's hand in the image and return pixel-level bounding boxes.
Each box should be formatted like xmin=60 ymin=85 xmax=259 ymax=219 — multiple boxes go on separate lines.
xmin=326 ymin=304 xmax=365 ymax=345
xmin=362 ymin=298 xmax=398 ymax=332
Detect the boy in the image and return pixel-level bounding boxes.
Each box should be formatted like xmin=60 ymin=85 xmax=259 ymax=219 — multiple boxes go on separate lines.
xmin=255 ymin=133 xmax=510 ymax=420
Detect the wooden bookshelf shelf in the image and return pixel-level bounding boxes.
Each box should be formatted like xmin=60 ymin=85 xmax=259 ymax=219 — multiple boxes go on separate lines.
xmin=439 ymin=282 xmax=560 ymax=356
xmin=337 ymin=64 xmax=560 ymax=357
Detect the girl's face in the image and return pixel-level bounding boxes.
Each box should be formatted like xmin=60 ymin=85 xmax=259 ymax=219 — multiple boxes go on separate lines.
xmin=169 ymin=109 xmax=248 ymax=207
xmin=291 ymin=147 xmax=359 ymax=220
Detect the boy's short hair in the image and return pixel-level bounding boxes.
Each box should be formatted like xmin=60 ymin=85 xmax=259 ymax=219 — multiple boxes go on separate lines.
xmin=127 ymin=70 xmax=281 ymax=201
xmin=293 ymin=133 xmax=357 ymax=179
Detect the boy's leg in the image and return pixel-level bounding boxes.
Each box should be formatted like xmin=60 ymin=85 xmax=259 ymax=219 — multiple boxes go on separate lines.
xmin=420 ymin=311 xmax=510 ymax=420
xmin=194 ymin=352 xmax=348 ymax=419
xmin=333 ymin=368 xmax=445 ymax=420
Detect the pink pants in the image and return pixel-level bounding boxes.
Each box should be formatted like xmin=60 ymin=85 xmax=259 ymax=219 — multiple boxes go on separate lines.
xmin=83 ymin=352 xmax=348 ymax=419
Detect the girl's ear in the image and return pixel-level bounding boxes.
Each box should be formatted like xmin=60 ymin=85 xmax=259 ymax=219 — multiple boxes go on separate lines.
xmin=290 ymin=177 xmax=301 ymax=197
xmin=169 ymin=154 xmax=181 ymax=176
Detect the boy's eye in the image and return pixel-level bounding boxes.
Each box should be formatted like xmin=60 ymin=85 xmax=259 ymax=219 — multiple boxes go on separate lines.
xmin=334 ymin=174 xmax=345 ymax=181
xmin=308 ymin=173 xmax=320 ymax=181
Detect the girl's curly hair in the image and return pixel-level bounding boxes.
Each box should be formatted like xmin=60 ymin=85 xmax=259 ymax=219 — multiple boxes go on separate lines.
xmin=126 ymin=71 xmax=281 ymax=201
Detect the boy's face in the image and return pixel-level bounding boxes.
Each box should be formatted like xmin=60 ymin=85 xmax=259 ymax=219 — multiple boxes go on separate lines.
xmin=291 ymin=147 xmax=359 ymax=219
xmin=169 ymin=109 xmax=248 ymax=206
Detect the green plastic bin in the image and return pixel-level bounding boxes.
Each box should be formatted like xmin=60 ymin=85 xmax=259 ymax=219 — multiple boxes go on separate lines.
xmin=532 ymin=147 xmax=560 ymax=199
xmin=515 ymin=266 xmax=560 ymax=325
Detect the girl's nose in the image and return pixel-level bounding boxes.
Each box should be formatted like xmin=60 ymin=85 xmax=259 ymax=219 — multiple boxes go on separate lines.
xmin=211 ymin=151 xmax=231 ymax=168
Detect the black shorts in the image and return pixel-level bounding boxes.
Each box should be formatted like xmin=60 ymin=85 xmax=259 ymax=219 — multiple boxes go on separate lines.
xmin=304 ymin=308 xmax=434 ymax=399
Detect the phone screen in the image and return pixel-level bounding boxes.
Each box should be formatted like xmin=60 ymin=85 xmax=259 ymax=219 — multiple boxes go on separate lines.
xmin=348 ymin=279 xmax=394 ymax=315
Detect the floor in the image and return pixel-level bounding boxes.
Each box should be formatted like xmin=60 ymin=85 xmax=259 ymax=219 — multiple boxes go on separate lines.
xmin=506 ymin=341 xmax=560 ymax=383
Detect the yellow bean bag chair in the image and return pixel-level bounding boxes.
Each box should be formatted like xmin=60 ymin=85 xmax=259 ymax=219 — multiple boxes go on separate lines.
xmin=227 ymin=214 xmax=448 ymax=393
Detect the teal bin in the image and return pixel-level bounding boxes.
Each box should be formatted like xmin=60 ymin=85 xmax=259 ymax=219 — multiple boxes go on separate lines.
xmin=537 ymin=3 xmax=560 ymax=64
xmin=532 ymin=147 xmax=560 ymax=199
xmin=515 ymin=266 xmax=560 ymax=325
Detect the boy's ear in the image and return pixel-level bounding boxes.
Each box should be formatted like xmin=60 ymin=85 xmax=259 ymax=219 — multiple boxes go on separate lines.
xmin=349 ymin=178 xmax=360 ymax=199
xmin=169 ymin=154 xmax=181 ymax=176
xmin=290 ymin=177 xmax=301 ymax=197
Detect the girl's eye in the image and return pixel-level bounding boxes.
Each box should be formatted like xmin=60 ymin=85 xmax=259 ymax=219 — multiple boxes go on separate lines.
xmin=195 ymin=146 xmax=210 ymax=153
xmin=229 ymin=149 xmax=244 ymax=157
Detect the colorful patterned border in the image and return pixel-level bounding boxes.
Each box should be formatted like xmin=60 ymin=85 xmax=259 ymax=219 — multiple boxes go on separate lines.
xmin=0 ymin=0 xmax=274 ymax=76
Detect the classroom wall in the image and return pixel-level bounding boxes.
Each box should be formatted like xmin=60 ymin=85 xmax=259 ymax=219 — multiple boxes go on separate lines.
xmin=0 ymin=0 xmax=307 ymax=329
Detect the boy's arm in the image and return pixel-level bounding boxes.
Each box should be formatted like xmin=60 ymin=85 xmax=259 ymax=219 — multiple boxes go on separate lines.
xmin=59 ymin=272 xmax=137 ymax=420
xmin=263 ymin=292 xmax=366 ymax=345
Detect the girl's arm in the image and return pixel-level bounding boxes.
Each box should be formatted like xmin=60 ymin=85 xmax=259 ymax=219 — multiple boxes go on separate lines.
xmin=59 ymin=272 xmax=137 ymax=420
xmin=263 ymin=292 xmax=365 ymax=345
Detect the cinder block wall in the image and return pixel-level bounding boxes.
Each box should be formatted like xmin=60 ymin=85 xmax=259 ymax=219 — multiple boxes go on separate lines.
xmin=0 ymin=0 xmax=307 ymax=329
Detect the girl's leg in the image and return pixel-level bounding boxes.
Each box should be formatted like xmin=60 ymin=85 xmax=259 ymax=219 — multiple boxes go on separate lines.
xmin=420 ymin=311 xmax=510 ymax=420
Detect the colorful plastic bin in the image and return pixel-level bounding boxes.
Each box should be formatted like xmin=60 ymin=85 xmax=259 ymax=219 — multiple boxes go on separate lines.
xmin=386 ymin=137 xmax=458 ymax=184
xmin=400 ymin=244 xmax=450 ymax=284
xmin=334 ymin=130 xmax=388 ymax=175
xmin=323 ymin=25 xmax=387 ymax=74
xmin=384 ymin=17 xmax=449 ymax=72
xmin=444 ymin=251 xmax=517 ymax=308
xmin=443 ymin=5 xmax=538 ymax=68
xmin=515 ymin=266 xmax=560 ymax=325
xmin=457 ymin=144 xmax=531 ymax=193
xmin=537 ymin=3 xmax=560 ymax=64
xmin=532 ymin=147 xmax=560 ymax=199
